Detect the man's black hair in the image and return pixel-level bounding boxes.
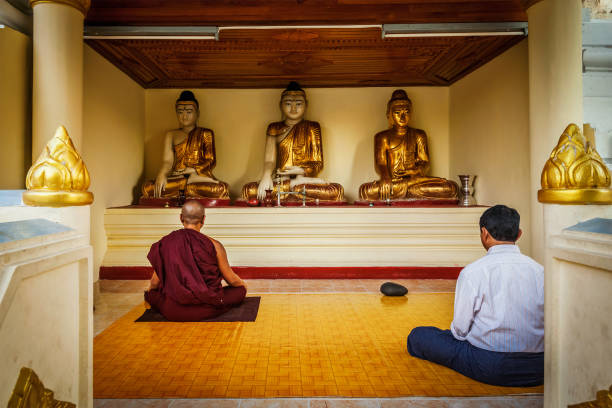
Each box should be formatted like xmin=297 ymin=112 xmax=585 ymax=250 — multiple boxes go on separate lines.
xmin=479 ymin=205 xmax=520 ymax=242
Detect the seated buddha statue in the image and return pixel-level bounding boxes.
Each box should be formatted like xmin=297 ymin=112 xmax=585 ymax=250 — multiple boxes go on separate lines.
xmin=142 ymin=91 xmax=229 ymax=200
xmin=241 ymin=82 xmax=344 ymax=203
xmin=359 ymin=90 xmax=458 ymax=201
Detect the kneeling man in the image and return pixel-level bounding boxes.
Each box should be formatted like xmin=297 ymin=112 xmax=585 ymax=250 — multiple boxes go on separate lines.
xmin=145 ymin=200 xmax=247 ymax=321
xmin=407 ymin=205 xmax=544 ymax=386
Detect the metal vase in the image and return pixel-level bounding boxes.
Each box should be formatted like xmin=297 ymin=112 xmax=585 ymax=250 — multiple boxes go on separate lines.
xmin=458 ymin=175 xmax=476 ymax=207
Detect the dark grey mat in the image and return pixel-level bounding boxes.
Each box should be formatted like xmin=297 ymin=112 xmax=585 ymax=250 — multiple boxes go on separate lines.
xmin=135 ymin=296 xmax=261 ymax=322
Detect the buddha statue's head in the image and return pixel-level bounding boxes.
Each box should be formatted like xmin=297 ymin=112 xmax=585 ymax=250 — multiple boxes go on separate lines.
xmin=280 ymin=81 xmax=307 ymax=122
xmin=387 ymin=89 xmax=413 ymax=128
xmin=175 ymin=90 xmax=200 ymax=128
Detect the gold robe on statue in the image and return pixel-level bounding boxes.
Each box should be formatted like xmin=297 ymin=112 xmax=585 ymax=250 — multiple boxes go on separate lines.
xmin=242 ymin=120 xmax=344 ymax=201
xmin=275 ymin=120 xmax=322 ymax=176
xmin=142 ymin=127 xmax=229 ymax=199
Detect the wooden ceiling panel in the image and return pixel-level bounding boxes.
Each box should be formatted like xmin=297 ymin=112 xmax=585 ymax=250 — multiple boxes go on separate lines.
xmin=85 ymin=0 xmax=533 ymax=88
xmin=86 ymin=32 xmax=524 ymax=88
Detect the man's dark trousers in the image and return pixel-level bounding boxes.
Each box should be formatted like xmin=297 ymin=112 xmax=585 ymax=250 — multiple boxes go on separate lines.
xmin=407 ymin=327 xmax=544 ymax=387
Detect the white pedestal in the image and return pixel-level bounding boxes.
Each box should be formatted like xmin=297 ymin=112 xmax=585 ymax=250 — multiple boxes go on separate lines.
xmin=542 ymin=206 xmax=612 ymax=408
xmin=103 ymin=206 xmax=487 ymax=268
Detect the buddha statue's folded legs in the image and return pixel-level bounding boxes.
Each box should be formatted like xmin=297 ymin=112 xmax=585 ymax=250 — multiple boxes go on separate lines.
xmin=359 ymin=176 xmax=458 ymax=201
xmin=242 ymin=180 xmax=344 ymax=202
xmin=142 ymin=176 xmax=229 ymax=199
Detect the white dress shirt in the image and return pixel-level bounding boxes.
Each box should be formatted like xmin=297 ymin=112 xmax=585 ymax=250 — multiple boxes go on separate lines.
xmin=450 ymin=244 xmax=544 ymax=353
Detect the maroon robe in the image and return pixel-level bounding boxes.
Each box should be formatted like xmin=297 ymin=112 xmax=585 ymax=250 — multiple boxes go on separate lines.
xmin=145 ymin=228 xmax=245 ymax=321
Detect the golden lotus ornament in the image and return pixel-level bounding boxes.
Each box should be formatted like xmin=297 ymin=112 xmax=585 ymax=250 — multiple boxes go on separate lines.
xmin=22 ymin=126 xmax=93 ymax=206
xmin=538 ymin=123 xmax=612 ymax=204
xmin=8 ymin=367 xmax=76 ymax=408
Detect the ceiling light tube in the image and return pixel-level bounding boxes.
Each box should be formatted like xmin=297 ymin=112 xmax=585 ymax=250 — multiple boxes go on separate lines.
xmin=382 ymin=22 xmax=528 ymax=39
xmin=84 ymin=26 xmax=219 ymax=40
xmin=84 ymin=24 xmax=385 ymax=40
xmin=219 ymin=24 xmax=382 ymax=31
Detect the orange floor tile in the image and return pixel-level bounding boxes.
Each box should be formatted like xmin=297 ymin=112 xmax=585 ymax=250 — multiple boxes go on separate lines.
xmin=94 ymin=293 xmax=543 ymax=399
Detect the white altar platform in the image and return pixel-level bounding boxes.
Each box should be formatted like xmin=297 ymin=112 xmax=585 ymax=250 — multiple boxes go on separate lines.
xmin=102 ymin=206 xmax=486 ymax=272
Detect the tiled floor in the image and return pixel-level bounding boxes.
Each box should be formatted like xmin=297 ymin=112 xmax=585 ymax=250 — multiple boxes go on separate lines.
xmin=97 ymin=279 xmax=457 ymax=295
xmin=95 ymin=280 xmax=456 ymax=336
xmin=94 ymin=396 xmax=545 ymax=407
xmin=94 ymin=280 xmax=543 ymax=407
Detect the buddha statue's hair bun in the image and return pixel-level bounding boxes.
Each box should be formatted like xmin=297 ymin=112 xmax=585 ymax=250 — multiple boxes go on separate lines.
xmin=285 ymin=81 xmax=304 ymax=92
xmin=390 ymin=89 xmax=408 ymax=102
xmin=387 ymin=89 xmax=412 ymax=114
xmin=176 ymin=90 xmax=199 ymax=109
xmin=282 ymin=81 xmax=306 ymax=99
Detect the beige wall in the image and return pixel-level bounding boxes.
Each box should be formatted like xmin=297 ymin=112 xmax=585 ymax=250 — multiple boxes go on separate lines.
xmin=82 ymin=45 xmax=145 ymax=280
xmin=0 ymin=26 xmax=31 ymax=189
xmin=449 ymin=40 xmax=532 ymax=256
xmin=145 ymin=87 xmax=450 ymax=202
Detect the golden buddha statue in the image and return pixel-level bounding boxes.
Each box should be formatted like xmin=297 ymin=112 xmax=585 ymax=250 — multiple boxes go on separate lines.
xmin=241 ymin=82 xmax=344 ymax=203
xmin=359 ymin=90 xmax=458 ymax=201
xmin=141 ymin=91 xmax=229 ymax=200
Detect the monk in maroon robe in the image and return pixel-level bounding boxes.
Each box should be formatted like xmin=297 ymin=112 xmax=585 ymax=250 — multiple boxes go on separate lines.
xmin=144 ymin=200 xmax=247 ymax=321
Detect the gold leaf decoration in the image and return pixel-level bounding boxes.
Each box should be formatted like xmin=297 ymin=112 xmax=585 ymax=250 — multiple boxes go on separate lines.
xmin=7 ymin=367 xmax=76 ymax=408
xmin=23 ymin=126 xmax=93 ymax=206
xmin=568 ymin=384 xmax=612 ymax=408
xmin=538 ymin=123 xmax=612 ymax=204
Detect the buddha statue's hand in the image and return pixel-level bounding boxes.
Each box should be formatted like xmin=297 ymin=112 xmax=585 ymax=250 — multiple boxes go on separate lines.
xmin=277 ymin=166 xmax=305 ymax=176
xmin=154 ymin=174 xmax=168 ymax=198
xmin=380 ymin=178 xmax=393 ymax=200
xmin=267 ymin=125 xmax=291 ymax=138
xmin=257 ymin=175 xmax=274 ymax=200
xmin=170 ymin=167 xmax=196 ymax=177
xmin=290 ymin=175 xmax=325 ymax=188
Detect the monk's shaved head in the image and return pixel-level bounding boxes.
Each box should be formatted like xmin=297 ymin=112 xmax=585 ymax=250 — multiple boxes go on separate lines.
xmin=181 ymin=200 xmax=205 ymax=226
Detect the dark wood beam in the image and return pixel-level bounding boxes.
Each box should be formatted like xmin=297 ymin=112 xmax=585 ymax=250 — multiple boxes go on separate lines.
xmin=86 ymin=1 xmax=528 ymax=25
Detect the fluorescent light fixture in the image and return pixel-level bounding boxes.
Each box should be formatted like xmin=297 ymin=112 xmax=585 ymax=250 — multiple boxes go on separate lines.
xmin=382 ymin=22 xmax=528 ymax=38
xmin=219 ymin=24 xmax=382 ymax=31
xmin=84 ymin=26 xmax=219 ymax=40
xmin=84 ymin=24 xmax=385 ymax=40
xmin=83 ymin=23 xmax=527 ymax=41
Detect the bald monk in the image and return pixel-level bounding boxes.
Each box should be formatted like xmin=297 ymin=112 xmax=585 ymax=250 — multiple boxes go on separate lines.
xmin=144 ymin=200 xmax=247 ymax=321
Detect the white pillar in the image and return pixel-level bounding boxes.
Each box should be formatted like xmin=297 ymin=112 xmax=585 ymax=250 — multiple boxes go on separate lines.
xmin=28 ymin=3 xmax=91 ymax=408
xmin=527 ymin=2 xmax=598 ymax=407
xmin=527 ymin=0 xmax=583 ymax=265
xmin=30 ymin=0 xmax=89 ymax=158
